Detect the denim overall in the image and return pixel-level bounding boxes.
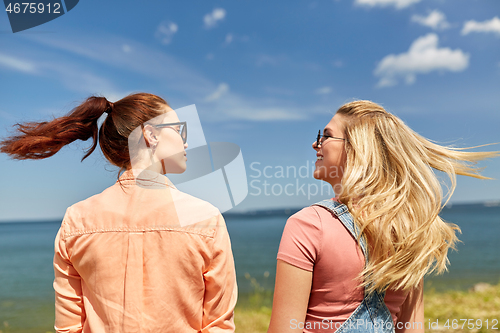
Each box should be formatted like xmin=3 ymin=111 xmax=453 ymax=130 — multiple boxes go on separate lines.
xmin=313 ymin=199 xmax=395 ymax=333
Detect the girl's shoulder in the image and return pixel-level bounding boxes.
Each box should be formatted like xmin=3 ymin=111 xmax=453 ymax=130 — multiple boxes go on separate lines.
xmin=287 ymin=198 xmax=340 ymax=230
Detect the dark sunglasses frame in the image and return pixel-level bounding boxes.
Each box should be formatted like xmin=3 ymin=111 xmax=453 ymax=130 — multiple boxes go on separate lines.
xmin=316 ymin=130 xmax=347 ymax=147
xmin=153 ymin=121 xmax=188 ymax=144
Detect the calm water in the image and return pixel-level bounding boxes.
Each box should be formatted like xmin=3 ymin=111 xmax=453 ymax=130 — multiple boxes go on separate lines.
xmin=0 ymin=204 xmax=499 ymax=330
xmin=227 ymin=204 xmax=500 ymax=293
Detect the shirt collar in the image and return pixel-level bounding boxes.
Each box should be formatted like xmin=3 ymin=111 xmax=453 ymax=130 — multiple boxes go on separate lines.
xmin=118 ymin=169 xmax=176 ymax=189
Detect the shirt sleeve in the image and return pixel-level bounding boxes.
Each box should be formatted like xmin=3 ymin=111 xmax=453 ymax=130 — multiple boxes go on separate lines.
xmin=201 ymin=214 xmax=238 ymax=333
xmin=277 ymin=207 xmax=323 ymax=272
xmin=53 ymin=214 xmax=86 ymax=333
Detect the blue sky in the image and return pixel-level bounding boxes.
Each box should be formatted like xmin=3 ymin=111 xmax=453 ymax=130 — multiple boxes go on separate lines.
xmin=1 ymin=0 xmax=499 ymax=221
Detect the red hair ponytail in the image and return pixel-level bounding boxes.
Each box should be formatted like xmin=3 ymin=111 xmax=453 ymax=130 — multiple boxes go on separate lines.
xmin=1 ymin=93 xmax=168 ymax=170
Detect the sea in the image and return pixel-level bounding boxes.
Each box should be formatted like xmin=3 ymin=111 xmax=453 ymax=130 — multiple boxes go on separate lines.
xmin=0 ymin=203 xmax=499 ymax=331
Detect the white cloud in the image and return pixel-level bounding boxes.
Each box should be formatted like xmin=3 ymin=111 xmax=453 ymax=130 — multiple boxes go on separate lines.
xmin=202 ymin=84 xmax=312 ymax=121
xmin=0 ymin=50 xmax=124 ymax=98
xmin=255 ymin=54 xmax=283 ymax=67
xmin=354 ymin=0 xmax=421 ymax=10
xmin=0 ymin=49 xmax=121 ymax=97
xmin=155 ymin=21 xmax=178 ymax=45
xmin=205 ymin=83 xmax=229 ymax=102
xmin=225 ymin=33 xmax=233 ymax=44
xmin=204 ymin=8 xmax=226 ymax=29
xmin=54 ymin=67 xmax=122 ymax=96
xmin=461 ymin=16 xmax=500 ymax=36
xmin=18 ymin=32 xmax=315 ymax=122
xmin=122 ymin=44 xmax=132 ymax=53
xmin=224 ymin=106 xmax=305 ymax=121
xmin=21 ymin=33 xmax=211 ymax=95
xmin=202 ymin=96 xmax=307 ymax=121
xmin=411 ymin=10 xmax=450 ymax=30
xmin=374 ymin=33 xmax=469 ymax=87
xmin=0 ymin=52 xmax=37 ymax=74
xmin=315 ymin=86 xmax=332 ymax=95
xmin=332 ymin=60 xmax=343 ymax=68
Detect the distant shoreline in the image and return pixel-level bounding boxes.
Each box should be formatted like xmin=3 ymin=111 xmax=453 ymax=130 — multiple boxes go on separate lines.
xmin=1 ymin=200 xmax=499 ymax=224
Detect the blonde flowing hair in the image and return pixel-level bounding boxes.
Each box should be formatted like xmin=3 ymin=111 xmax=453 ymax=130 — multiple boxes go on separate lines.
xmin=336 ymin=100 xmax=499 ymax=294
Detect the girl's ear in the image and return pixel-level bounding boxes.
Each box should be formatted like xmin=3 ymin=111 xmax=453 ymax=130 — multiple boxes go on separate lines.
xmin=141 ymin=124 xmax=159 ymax=147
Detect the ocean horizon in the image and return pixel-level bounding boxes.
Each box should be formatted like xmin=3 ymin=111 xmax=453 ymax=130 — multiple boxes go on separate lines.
xmin=1 ymin=200 xmax=499 ymax=224
xmin=0 ymin=202 xmax=499 ymax=331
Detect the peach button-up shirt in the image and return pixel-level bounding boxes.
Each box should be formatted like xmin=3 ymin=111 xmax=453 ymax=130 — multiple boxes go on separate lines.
xmin=53 ymin=169 xmax=237 ymax=333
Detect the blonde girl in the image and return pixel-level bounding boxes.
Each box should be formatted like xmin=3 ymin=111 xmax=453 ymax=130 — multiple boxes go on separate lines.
xmin=268 ymin=100 xmax=498 ymax=333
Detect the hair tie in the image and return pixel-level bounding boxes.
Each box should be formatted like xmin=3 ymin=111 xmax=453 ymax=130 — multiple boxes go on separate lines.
xmin=105 ymin=100 xmax=114 ymax=114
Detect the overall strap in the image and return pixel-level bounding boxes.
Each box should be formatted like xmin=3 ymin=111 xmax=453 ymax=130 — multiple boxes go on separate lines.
xmin=312 ymin=199 xmax=384 ymax=298
xmin=312 ymin=199 xmax=369 ymax=265
xmin=313 ymin=199 xmax=393 ymax=331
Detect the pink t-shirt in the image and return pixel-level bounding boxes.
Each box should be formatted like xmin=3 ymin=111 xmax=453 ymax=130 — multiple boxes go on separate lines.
xmin=277 ymin=199 xmax=408 ymax=329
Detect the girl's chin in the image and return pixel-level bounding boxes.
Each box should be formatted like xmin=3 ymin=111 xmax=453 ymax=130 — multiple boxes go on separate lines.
xmin=313 ymin=170 xmax=324 ymax=181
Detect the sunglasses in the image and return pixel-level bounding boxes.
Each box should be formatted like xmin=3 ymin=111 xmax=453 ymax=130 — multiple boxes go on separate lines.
xmin=316 ymin=130 xmax=347 ymax=147
xmin=153 ymin=121 xmax=187 ymax=144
